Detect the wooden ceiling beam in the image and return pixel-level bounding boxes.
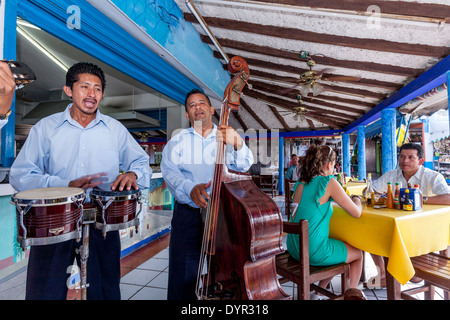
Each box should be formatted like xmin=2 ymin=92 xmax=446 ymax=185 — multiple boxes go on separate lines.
xmin=248 ymin=0 xmax=450 ymax=21
xmin=202 ymin=35 xmax=421 ymax=77
xmin=239 ymin=98 xmax=270 ymax=130
xmin=185 ymin=13 xmax=449 ymax=57
xmin=267 ymin=105 xmax=291 ymax=131
xmin=249 ymin=69 xmax=386 ymax=100
xmin=304 ymin=113 xmax=343 ymax=129
xmin=245 ymin=89 xmax=358 ymax=121
xmin=306 ymin=119 xmax=316 ymax=130
xmin=232 ymin=111 xmax=248 ymax=131
xmin=215 ymin=52 xmax=401 ymax=90
xmin=250 ymin=80 xmax=366 ymax=115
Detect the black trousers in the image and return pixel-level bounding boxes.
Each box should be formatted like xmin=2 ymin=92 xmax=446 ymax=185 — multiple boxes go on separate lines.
xmin=167 ymin=201 xmax=203 ymax=300
xmin=25 ymin=226 xmax=121 ymax=300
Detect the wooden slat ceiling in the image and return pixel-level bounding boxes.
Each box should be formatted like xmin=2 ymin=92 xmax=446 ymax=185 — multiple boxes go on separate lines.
xmin=175 ymin=0 xmax=450 ymax=134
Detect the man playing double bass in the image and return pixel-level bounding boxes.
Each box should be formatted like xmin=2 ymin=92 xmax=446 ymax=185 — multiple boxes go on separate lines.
xmin=161 ymin=88 xmax=254 ymax=300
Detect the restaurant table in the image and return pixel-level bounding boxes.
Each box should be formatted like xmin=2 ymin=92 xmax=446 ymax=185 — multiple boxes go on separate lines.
xmin=344 ymin=181 xmax=366 ymax=196
xmin=330 ymin=204 xmax=450 ymax=299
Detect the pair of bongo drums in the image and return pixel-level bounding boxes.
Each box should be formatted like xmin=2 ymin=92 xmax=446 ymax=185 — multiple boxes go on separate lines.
xmin=11 ymin=186 xmax=142 ymax=249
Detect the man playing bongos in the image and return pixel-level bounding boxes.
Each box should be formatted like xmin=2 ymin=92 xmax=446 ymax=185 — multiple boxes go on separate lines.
xmin=10 ymin=62 xmax=151 ymax=300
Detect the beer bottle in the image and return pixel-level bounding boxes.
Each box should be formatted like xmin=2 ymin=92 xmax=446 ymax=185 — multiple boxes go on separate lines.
xmin=393 ymin=183 xmax=401 ymax=210
xmin=364 ymin=173 xmax=374 ymax=206
xmin=386 ymin=182 xmax=394 ymax=209
xmin=402 ymin=188 xmax=413 ymax=211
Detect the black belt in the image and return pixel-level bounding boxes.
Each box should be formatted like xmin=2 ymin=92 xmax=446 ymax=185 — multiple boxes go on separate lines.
xmin=175 ymin=200 xmax=201 ymax=212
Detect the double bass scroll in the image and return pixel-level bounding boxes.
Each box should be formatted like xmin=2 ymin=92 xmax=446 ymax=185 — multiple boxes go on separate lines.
xmin=195 ymin=56 xmax=290 ymax=300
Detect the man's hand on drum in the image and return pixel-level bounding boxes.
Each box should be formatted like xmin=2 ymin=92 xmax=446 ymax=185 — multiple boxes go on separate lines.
xmin=69 ymin=172 xmax=108 ymax=189
xmin=111 ymin=171 xmax=138 ymax=191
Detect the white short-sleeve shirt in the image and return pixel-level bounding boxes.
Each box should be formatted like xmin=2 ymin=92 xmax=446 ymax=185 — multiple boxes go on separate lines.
xmin=372 ymin=166 xmax=449 ymax=197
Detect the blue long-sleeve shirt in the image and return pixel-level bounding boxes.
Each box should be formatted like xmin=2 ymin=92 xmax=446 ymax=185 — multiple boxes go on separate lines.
xmin=161 ymin=125 xmax=254 ymax=208
xmin=10 ymin=104 xmax=151 ymax=193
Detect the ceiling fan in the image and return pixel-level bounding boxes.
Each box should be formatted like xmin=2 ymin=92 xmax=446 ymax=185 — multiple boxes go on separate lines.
xmin=281 ymin=51 xmax=361 ymax=96
xmin=278 ymin=96 xmax=310 ymax=123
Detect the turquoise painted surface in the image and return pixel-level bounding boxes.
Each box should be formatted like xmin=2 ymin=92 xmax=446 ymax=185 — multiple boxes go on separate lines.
xmin=0 ymin=195 xmax=17 ymax=262
xmin=112 ymin=0 xmax=230 ymax=97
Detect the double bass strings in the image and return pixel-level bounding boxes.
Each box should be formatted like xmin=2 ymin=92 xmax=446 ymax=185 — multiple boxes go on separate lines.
xmin=195 ymin=102 xmax=230 ymax=300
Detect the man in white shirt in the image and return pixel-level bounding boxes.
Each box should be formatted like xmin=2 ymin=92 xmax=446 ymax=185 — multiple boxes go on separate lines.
xmin=365 ymin=143 xmax=450 ymax=289
xmin=10 ymin=62 xmax=151 ymax=300
xmin=161 ymin=89 xmax=253 ymax=299
xmin=372 ymin=143 xmax=450 ymax=204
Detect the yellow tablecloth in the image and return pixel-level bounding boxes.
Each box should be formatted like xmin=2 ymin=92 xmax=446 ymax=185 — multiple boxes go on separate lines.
xmin=330 ymin=204 xmax=450 ymax=284
xmin=344 ymin=182 xmax=366 ymax=196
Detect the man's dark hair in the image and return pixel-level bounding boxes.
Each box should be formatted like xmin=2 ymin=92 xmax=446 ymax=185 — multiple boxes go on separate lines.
xmin=66 ymin=62 xmax=106 ymax=92
xmin=399 ymin=143 xmax=424 ymax=159
xmin=184 ymin=89 xmax=211 ymax=111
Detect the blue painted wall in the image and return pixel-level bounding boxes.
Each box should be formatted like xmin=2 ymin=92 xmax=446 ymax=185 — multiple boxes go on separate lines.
xmin=111 ymin=0 xmax=230 ymax=97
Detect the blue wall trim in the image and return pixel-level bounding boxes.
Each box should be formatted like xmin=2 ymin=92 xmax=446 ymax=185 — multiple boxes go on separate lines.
xmin=120 ymin=227 xmax=170 ymax=258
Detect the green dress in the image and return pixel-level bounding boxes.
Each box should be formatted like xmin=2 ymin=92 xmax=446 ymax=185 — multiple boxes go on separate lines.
xmin=286 ymin=175 xmax=347 ymax=266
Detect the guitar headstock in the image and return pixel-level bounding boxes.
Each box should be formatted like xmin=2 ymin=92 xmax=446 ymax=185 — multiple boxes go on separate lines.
xmin=1 ymin=60 xmax=36 ymax=90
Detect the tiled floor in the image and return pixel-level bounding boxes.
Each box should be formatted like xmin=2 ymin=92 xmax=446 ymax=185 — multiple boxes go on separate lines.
xmin=0 ymin=201 xmax=446 ymax=300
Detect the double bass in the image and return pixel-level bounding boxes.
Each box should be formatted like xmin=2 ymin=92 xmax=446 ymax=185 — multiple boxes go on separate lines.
xmin=195 ymin=56 xmax=290 ymax=300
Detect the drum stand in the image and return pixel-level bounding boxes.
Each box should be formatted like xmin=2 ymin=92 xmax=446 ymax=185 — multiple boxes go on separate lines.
xmin=79 ymin=206 xmax=96 ymax=300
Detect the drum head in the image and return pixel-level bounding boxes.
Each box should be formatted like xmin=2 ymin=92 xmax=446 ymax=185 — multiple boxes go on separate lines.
xmin=91 ymin=186 xmax=140 ymax=197
xmin=12 ymin=187 xmax=85 ymax=206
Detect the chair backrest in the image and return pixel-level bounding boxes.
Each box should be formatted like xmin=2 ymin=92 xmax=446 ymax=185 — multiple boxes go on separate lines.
xmin=284 ymin=179 xmax=295 ymax=218
xmin=282 ymin=220 xmax=309 ymax=272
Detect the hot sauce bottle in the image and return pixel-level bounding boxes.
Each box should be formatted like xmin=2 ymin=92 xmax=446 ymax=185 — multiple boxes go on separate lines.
xmin=393 ymin=182 xmax=401 ymax=210
xmin=386 ymin=182 xmax=394 ymax=209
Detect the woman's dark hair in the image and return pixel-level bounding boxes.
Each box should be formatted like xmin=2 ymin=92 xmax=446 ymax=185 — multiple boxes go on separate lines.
xmin=66 ymin=62 xmax=106 ymax=92
xmin=299 ymin=144 xmax=336 ymax=184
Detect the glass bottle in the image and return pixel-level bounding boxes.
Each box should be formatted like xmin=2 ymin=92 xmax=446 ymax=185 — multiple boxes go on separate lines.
xmin=393 ymin=182 xmax=401 ymax=210
xmin=402 ymin=188 xmax=413 ymax=211
xmin=364 ymin=173 xmax=374 ymax=206
xmin=386 ymin=182 xmax=394 ymax=209
xmin=414 ymin=184 xmax=423 ymax=209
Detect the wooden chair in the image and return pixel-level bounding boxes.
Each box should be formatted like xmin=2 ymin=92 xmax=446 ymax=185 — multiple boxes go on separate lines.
xmin=259 ymin=174 xmax=277 ymax=197
xmin=276 ymin=220 xmax=350 ymax=300
xmin=401 ymin=250 xmax=450 ymax=300
xmin=284 ymin=178 xmax=295 ymax=221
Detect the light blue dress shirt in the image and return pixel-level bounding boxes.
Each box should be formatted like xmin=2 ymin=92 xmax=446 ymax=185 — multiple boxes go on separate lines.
xmin=161 ymin=124 xmax=254 ymax=208
xmin=10 ymin=104 xmax=151 ymax=193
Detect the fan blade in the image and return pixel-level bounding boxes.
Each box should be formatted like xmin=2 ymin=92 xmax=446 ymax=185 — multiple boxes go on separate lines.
xmin=277 ymin=83 xmax=300 ymax=95
xmin=323 ymin=75 xmax=361 ymax=82
xmin=315 ymin=68 xmax=332 ymax=76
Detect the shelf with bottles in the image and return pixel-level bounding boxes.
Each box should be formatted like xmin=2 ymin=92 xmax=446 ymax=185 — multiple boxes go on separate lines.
xmin=432 ymin=137 xmax=450 ymax=178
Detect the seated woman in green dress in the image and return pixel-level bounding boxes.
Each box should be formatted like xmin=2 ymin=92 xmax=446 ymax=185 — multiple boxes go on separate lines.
xmin=286 ymin=144 xmax=363 ymax=294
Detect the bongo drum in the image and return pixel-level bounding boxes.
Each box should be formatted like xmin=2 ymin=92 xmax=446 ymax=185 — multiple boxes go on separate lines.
xmin=90 ymin=188 xmax=142 ymax=236
xmin=11 ymin=187 xmax=86 ymax=248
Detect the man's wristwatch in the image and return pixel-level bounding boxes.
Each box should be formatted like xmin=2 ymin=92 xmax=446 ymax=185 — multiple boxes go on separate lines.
xmin=0 ymin=109 xmax=12 ymax=120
